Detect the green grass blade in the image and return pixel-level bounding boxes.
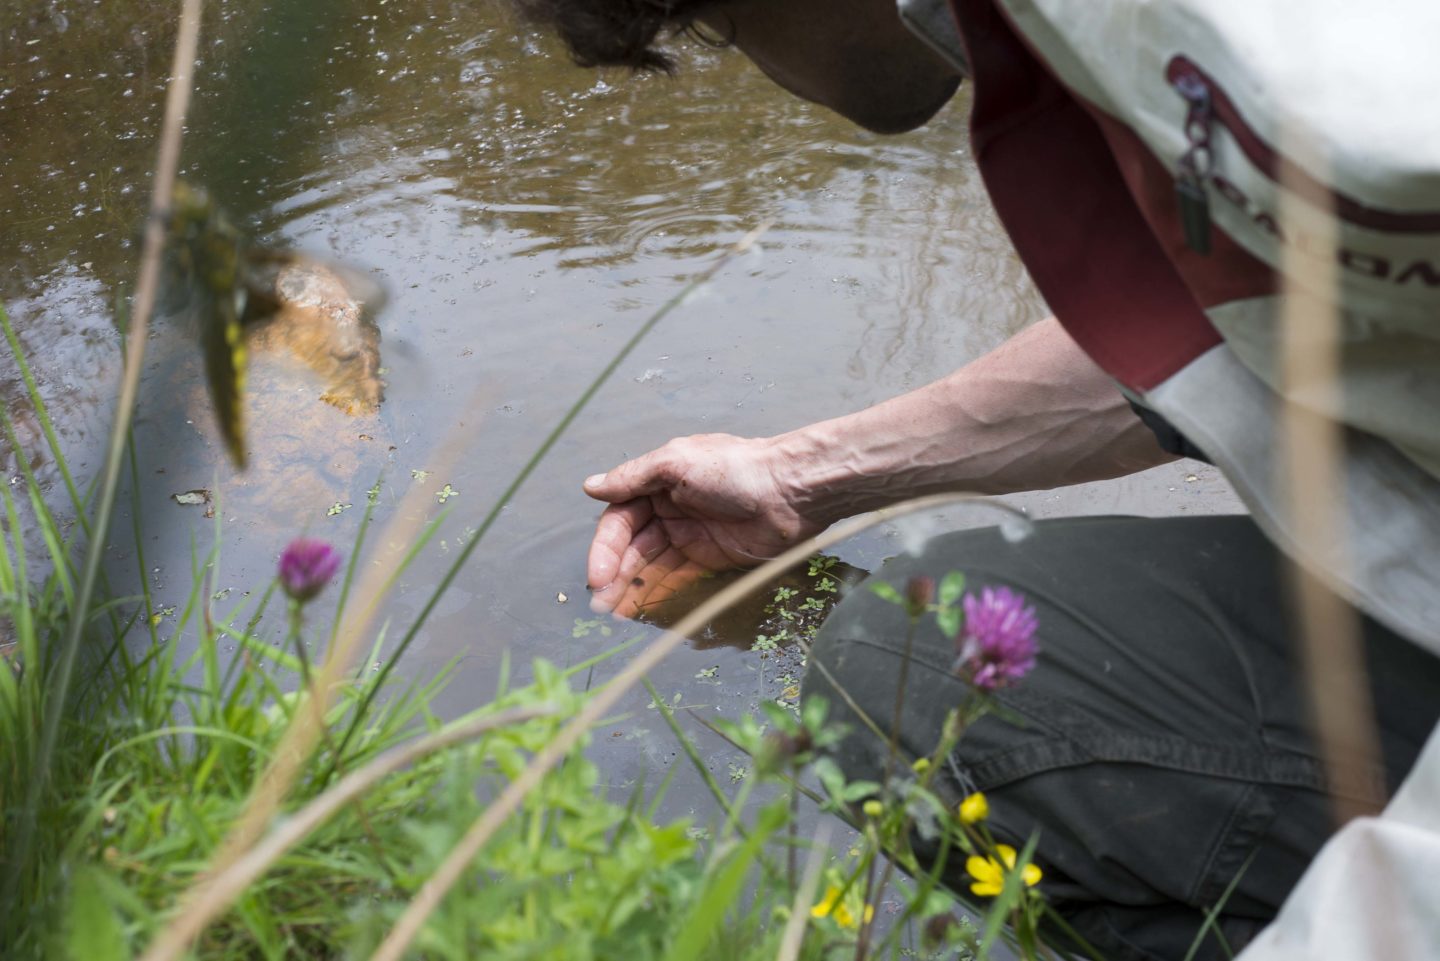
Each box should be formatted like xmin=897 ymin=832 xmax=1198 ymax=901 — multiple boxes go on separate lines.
xmin=666 ymin=798 xmax=788 ymax=961
xmin=0 ymin=304 xmax=84 ymax=518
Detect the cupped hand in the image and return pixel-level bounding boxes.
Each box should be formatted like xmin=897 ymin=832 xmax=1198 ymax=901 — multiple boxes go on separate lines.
xmin=583 ymin=433 xmax=824 ymax=618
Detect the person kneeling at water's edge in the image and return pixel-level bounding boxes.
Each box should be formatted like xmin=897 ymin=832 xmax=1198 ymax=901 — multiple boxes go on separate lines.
xmin=518 ymin=0 xmax=1440 ymax=957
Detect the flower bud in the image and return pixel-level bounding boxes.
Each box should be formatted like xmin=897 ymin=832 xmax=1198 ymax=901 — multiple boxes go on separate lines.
xmin=278 ymin=537 xmax=342 ymax=604
xmin=904 ymin=575 xmax=936 ymax=617
xmin=958 ymin=791 xmax=989 ymax=825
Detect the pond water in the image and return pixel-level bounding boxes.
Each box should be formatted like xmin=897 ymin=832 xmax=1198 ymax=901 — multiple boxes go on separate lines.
xmin=1 ymin=0 xmax=1237 ymax=832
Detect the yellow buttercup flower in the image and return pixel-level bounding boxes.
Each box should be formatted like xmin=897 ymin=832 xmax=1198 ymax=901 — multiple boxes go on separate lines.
xmin=811 ymin=886 xmax=876 ymax=929
xmin=958 ymin=791 xmax=989 ymax=825
xmin=966 ymin=844 xmax=1043 ymax=897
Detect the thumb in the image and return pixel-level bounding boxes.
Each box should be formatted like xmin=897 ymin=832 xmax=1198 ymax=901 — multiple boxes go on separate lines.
xmin=582 ymin=449 xmax=678 ymax=503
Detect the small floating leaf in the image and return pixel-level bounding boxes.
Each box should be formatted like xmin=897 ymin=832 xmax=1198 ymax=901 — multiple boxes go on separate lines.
xmin=436 ymin=484 xmax=458 ymax=504
xmin=696 ymin=666 xmax=719 ymax=679
xmin=410 ymin=469 xmax=430 ymax=482
xmin=326 ymin=501 xmax=352 ymax=517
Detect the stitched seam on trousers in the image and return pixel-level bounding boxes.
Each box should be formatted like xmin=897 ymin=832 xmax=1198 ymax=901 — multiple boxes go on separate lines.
xmin=835 ymin=630 xmax=1390 ymax=803
xmin=991 ymin=694 xmax=1388 ymax=802
xmin=1191 ymin=782 xmax=1275 ymax=908
xmin=962 ymin=731 xmax=1382 ymax=802
xmin=839 ymin=636 xmax=1319 ymax=789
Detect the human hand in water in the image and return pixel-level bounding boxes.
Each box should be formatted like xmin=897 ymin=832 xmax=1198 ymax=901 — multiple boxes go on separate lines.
xmin=583 ymin=433 xmax=826 ymax=618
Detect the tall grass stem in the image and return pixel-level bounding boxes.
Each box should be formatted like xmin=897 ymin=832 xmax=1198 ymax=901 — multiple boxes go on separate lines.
xmin=136 ymin=705 xmax=556 ymax=961
xmin=2 ymin=0 xmax=203 ymax=918
xmin=368 ymin=492 xmax=1026 ymax=961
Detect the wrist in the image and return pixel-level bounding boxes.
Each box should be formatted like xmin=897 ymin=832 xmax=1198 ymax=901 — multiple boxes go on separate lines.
xmin=765 ymin=421 xmax=872 ymax=528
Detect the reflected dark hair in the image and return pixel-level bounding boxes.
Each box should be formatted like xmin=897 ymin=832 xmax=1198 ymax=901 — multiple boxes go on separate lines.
xmin=513 ymin=0 xmax=725 ymax=72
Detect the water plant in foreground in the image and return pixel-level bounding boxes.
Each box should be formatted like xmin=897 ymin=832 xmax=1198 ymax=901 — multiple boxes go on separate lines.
xmin=3 ymin=282 xmax=1075 ymax=959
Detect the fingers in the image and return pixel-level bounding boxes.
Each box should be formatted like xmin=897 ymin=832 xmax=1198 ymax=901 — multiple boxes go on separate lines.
xmin=590 ymin=517 xmax=671 ymax=615
xmin=582 ymin=447 xmax=681 ymax=505
xmin=605 ymin=548 xmax=711 ymax=620
xmin=587 ymin=499 xmax=654 ymax=596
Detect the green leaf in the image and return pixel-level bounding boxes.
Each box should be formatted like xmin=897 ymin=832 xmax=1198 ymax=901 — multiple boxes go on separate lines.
xmin=938 ymin=571 xmax=966 ymax=607
xmin=840 ymin=779 xmax=883 ymax=803
xmin=936 ymin=607 xmax=961 ymax=639
xmin=666 ymin=799 xmax=789 ymax=961
xmin=64 ymin=867 xmax=127 ymax=961
xmin=869 ymin=581 xmax=903 ymax=605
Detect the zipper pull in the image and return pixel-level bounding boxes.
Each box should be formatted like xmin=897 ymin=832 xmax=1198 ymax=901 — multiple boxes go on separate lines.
xmin=1174 ymin=71 xmax=1213 ymax=255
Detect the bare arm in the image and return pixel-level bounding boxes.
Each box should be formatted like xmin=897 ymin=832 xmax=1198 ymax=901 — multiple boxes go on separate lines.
xmin=583 ymin=316 xmax=1174 ymax=614
xmin=769 ymin=316 xmax=1174 ymax=524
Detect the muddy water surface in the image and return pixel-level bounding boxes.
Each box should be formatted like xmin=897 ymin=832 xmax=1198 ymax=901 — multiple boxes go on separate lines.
xmin=1 ymin=1 xmax=1237 ymax=821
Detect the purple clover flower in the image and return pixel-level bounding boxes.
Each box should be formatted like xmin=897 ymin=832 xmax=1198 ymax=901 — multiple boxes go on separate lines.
xmin=954 ymin=586 xmax=1038 ymax=691
xmin=278 ymin=537 xmax=342 ymax=604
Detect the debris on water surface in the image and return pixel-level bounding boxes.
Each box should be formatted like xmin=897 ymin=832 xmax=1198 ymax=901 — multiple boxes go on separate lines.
xmin=410 ymin=469 xmax=430 ymax=482
xmin=150 ymin=605 xmax=176 ymax=627
xmin=326 ymin=501 xmax=352 ymax=516
xmin=556 ymin=591 xmax=568 ymax=603
xmin=696 ymin=666 xmax=719 ymax=679
xmin=436 ymin=484 xmax=458 ymax=504
xmin=171 ymin=488 xmax=216 ymax=517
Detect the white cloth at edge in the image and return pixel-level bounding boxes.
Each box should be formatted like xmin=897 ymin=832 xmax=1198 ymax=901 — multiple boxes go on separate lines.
xmin=1237 ymin=720 xmax=1440 ymax=959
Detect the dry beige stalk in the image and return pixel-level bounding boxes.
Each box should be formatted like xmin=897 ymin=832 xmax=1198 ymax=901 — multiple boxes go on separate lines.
xmin=776 ymin=823 xmax=832 ymax=961
xmin=368 ymin=493 xmax=1026 ymax=961
xmin=1275 ymin=127 xmax=1382 ymax=824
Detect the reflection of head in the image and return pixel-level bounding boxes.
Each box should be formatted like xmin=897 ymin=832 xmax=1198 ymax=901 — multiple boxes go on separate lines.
xmin=513 ymin=0 xmax=962 ymax=135
xmin=513 ymin=0 xmax=717 ymax=72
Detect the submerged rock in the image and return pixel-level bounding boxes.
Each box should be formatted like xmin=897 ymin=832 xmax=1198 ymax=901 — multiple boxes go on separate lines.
xmin=245 ymin=260 xmax=385 ymax=416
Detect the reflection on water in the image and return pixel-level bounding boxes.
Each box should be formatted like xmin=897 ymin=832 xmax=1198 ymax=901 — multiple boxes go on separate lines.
xmin=0 ymin=1 xmax=1229 ymax=807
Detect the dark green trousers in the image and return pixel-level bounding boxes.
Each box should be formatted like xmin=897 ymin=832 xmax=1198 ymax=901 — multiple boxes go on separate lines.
xmin=803 ymin=515 xmax=1440 ymax=961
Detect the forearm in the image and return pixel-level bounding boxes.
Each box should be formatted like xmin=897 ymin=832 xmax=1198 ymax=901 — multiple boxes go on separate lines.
xmin=769 ymin=317 xmax=1174 ymax=525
